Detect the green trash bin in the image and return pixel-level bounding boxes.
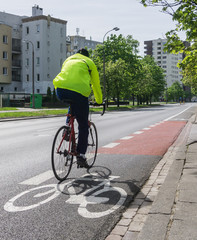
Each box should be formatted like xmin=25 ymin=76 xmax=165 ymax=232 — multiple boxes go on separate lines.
xmin=30 ymin=94 xmax=42 ymax=108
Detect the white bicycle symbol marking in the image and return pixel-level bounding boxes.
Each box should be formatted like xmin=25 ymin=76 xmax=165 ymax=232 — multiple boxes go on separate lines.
xmin=4 ymin=173 xmax=127 ymax=218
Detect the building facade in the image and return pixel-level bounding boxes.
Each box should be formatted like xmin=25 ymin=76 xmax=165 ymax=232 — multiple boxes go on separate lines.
xmin=22 ymin=7 xmax=67 ymax=94
xmin=66 ymin=34 xmax=101 ymax=57
xmin=0 ymin=5 xmax=67 ymax=94
xmin=0 ymin=11 xmax=23 ymax=93
xmin=144 ymin=38 xmax=184 ymax=87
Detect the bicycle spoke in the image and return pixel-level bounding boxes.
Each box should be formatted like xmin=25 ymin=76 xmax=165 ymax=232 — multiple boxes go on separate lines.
xmin=52 ymin=126 xmax=73 ymax=181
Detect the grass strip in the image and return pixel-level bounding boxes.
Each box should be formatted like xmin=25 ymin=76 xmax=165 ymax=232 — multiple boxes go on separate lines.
xmin=0 ymin=109 xmax=68 ymax=119
xmin=0 ymin=103 xmax=163 ymax=119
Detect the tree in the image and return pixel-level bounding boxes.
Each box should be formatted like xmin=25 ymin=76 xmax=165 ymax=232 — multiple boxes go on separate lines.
xmin=47 ymin=86 xmax=52 ymax=102
xmin=105 ymin=59 xmax=131 ymax=106
xmin=167 ymin=81 xmax=184 ymax=102
xmin=92 ymin=34 xmax=141 ymax=102
xmin=141 ymin=0 xmax=197 ymax=91
xmin=137 ymin=56 xmax=166 ymax=105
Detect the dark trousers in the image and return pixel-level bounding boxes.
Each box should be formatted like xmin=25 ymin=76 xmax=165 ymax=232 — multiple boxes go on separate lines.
xmin=56 ymin=88 xmax=89 ymax=154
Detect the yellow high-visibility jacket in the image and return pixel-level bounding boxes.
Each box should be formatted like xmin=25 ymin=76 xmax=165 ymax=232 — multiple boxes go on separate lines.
xmin=53 ymin=53 xmax=103 ymax=104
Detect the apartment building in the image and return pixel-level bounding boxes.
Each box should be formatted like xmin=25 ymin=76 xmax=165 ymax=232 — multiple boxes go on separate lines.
xmin=66 ymin=33 xmax=101 ymax=57
xmin=22 ymin=6 xmax=67 ymax=94
xmin=0 ymin=5 xmax=67 ymax=94
xmin=0 ymin=12 xmax=23 ymax=93
xmin=144 ymin=38 xmax=185 ymax=87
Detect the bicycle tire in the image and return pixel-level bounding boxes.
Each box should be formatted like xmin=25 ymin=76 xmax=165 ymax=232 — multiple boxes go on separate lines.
xmin=86 ymin=122 xmax=98 ymax=167
xmin=51 ymin=126 xmax=73 ymax=181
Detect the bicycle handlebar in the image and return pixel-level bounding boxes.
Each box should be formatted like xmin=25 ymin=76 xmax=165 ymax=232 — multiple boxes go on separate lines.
xmin=89 ymin=101 xmax=106 ymax=116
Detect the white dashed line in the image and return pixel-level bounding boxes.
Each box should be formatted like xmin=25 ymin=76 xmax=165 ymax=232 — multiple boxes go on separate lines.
xmin=143 ymin=127 xmax=151 ymax=130
xmin=133 ymin=131 xmax=144 ymax=135
xmin=20 ymin=170 xmax=54 ymax=186
xmin=120 ymin=136 xmax=134 ymax=140
xmin=102 ymin=143 xmax=120 ymax=148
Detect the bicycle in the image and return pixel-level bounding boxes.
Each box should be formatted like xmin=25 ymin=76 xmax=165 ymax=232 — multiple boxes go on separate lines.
xmin=51 ymin=101 xmax=105 ymax=181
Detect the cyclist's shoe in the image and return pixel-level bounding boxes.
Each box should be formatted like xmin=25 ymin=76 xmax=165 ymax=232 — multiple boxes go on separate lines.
xmin=77 ymin=156 xmax=89 ymax=169
xmin=62 ymin=126 xmax=71 ymax=141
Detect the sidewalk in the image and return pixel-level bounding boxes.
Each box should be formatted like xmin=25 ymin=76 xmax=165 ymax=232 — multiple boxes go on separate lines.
xmin=106 ymin=112 xmax=197 ymax=240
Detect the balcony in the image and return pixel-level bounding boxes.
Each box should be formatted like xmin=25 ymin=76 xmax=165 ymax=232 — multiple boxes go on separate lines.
xmin=12 ymin=60 xmax=21 ymax=68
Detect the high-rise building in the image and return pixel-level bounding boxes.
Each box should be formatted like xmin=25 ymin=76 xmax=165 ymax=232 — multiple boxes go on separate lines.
xmin=144 ymin=38 xmax=187 ymax=87
xmin=0 ymin=11 xmax=23 ymax=93
xmin=66 ymin=33 xmax=101 ymax=57
xmin=0 ymin=5 xmax=67 ymax=94
xmin=22 ymin=5 xmax=67 ymax=94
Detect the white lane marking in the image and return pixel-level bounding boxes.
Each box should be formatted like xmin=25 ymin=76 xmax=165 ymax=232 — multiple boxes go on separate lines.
xmin=120 ymin=136 xmax=134 ymax=140
xmin=164 ymin=105 xmax=192 ymax=121
xmin=20 ymin=170 xmax=54 ymax=186
xmin=102 ymin=143 xmax=120 ymax=148
xmin=143 ymin=127 xmax=151 ymax=130
xmin=149 ymin=125 xmax=156 ymax=127
xmin=133 ymin=131 xmax=143 ymax=135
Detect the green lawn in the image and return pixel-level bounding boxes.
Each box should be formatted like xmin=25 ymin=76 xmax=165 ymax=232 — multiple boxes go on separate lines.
xmin=0 ymin=103 xmax=163 ymax=119
xmin=0 ymin=107 xmax=18 ymax=111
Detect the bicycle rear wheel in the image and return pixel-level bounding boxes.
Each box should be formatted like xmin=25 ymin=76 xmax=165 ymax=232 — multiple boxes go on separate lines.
xmin=51 ymin=126 xmax=73 ymax=181
xmin=86 ymin=122 xmax=98 ymax=167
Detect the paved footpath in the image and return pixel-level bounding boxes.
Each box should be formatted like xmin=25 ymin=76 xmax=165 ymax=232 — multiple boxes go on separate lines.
xmin=106 ymin=111 xmax=197 ymax=240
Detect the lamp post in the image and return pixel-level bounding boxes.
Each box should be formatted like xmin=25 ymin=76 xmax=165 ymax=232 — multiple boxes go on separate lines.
xmin=103 ymin=27 xmax=120 ymax=100
xmin=23 ymin=39 xmax=35 ymax=108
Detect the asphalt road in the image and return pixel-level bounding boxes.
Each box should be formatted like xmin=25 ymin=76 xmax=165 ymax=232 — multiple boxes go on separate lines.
xmin=0 ymin=103 xmax=196 ymax=240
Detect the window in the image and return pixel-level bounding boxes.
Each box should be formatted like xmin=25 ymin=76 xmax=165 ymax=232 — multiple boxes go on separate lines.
xmin=3 ymin=35 xmax=8 ymax=44
xmin=37 ymin=41 xmax=40 ymax=49
xmin=3 ymin=67 xmax=8 ymax=75
xmin=26 ymin=42 xmax=29 ymax=50
xmin=26 ymin=74 xmax=29 ymax=82
xmin=60 ymin=28 xmax=63 ymax=37
xmin=3 ymin=51 xmax=8 ymax=59
xmin=26 ymin=58 xmax=29 ymax=66
xmin=14 ymin=87 xmax=17 ymax=92
xmin=37 ymin=74 xmax=40 ymax=81
xmin=60 ymin=43 xmax=63 ymax=53
xmin=26 ymin=27 xmax=29 ymax=34
xmin=0 ymin=87 xmax=4 ymax=92
xmin=36 ymin=57 xmax=40 ymax=65
xmin=36 ymin=24 xmax=40 ymax=32
xmin=36 ymin=89 xmax=40 ymax=93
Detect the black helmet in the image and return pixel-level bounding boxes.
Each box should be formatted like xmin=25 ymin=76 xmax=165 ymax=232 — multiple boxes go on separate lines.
xmin=77 ymin=48 xmax=89 ymax=57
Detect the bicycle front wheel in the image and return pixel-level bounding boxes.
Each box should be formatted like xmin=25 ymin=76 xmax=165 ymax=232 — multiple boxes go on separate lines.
xmin=51 ymin=126 xmax=73 ymax=181
xmin=86 ymin=122 xmax=98 ymax=167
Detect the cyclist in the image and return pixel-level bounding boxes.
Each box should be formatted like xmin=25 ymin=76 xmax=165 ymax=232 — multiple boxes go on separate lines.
xmin=53 ymin=48 xmax=103 ymax=168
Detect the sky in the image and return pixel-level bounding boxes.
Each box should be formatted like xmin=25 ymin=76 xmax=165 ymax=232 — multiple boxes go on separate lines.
xmin=1 ymin=0 xmax=184 ymax=56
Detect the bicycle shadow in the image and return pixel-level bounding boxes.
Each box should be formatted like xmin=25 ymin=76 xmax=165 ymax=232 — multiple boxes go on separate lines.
xmin=56 ymin=165 xmax=148 ymax=210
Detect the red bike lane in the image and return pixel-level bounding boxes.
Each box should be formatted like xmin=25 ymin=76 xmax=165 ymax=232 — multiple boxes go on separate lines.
xmin=98 ymin=120 xmax=187 ymax=156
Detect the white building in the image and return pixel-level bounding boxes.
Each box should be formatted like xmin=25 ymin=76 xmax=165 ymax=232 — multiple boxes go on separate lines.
xmin=144 ymin=38 xmax=188 ymax=87
xmin=66 ymin=32 xmax=101 ymax=57
xmin=0 ymin=5 xmax=67 ymax=94
xmin=22 ymin=6 xmax=67 ymax=94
